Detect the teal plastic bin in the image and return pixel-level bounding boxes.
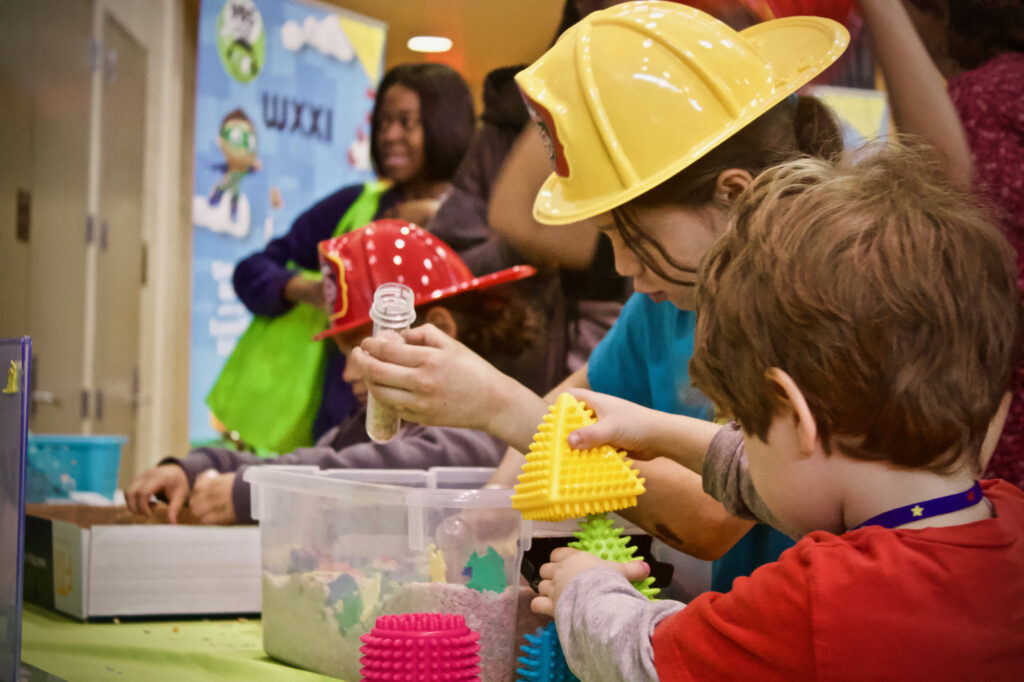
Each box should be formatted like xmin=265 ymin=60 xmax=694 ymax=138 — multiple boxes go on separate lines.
xmin=26 ymin=435 xmax=127 ymax=503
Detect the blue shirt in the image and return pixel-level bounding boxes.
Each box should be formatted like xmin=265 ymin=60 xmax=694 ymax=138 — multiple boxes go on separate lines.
xmin=588 ymin=294 xmax=712 ymax=419
xmin=588 ymin=293 xmax=793 ymax=592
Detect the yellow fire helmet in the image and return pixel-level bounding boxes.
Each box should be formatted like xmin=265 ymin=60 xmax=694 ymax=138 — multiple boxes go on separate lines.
xmin=516 ymin=1 xmax=850 ymax=225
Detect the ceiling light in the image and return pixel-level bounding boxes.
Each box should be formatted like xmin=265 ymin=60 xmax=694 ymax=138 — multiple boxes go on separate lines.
xmin=407 ymin=36 xmax=452 ymax=53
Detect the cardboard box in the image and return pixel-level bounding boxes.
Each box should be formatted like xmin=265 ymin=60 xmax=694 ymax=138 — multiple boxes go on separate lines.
xmin=22 ymin=505 xmax=260 ymax=620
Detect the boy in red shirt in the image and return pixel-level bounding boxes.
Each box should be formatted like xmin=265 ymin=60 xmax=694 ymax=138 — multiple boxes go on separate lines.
xmin=532 ymin=143 xmax=1024 ymax=681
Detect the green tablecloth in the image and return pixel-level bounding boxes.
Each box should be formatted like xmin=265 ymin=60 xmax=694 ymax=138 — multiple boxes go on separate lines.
xmin=21 ymin=604 xmax=340 ymax=681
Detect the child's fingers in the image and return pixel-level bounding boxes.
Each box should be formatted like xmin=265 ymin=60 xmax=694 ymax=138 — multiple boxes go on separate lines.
xmin=531 ymin=594 xmax=554 ymax=617
xmin=125 ymin=480 xmax=142 ymax=514
xmin=189 ymin=478 xmax=214 ymax=519
xmin=167 ymin=486 xmax=188 ymax=525
xmin=352 ymin=348 xmax=432 ymax=393
xmin=128 ymin=479 xmax=155 ymax=517
xmin=190 ymin=496 xmax=216 ymax=524
xmin=619 ymin=560 xmax=651 ymax=583
xmin=566 ymin=422 xmax=612 ymax=451
xmin=357 ymin=337 xmax=432 ymax=369
xmin=567 ymin=387 xmax=615 ymax=419
xmin=566 ymin=387 xmax=599 ymax=408
xmin=535 ymin=578 xmax=554 ymax=599
xmin=400 ymin=323 xmax=452 ymax=349
xmin=548 ymin=546 xmax=581 ymax=562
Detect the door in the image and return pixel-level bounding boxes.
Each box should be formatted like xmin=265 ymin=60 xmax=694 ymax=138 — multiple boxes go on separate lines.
xmin=0 ymin=0 xmax=35 ymax=341
xmin=0 ymin=0 xmax=93 ymax=434
xmin=93 ymin=13 xmax=146 ymax=485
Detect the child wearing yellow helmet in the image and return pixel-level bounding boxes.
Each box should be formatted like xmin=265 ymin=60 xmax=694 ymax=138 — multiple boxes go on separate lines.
xmin=353 ymin=1 xmax=846 ymax=582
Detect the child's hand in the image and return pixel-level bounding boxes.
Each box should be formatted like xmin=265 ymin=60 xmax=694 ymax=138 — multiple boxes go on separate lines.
xmin=189 ymin=470 xmax=237 ymax=525
xmin=126 ymin=464 xmax=189 ymax=523
xmin=352 ymin=323 xmax=530 ymax=436
xmin=531 ymin=547 xmax=650 ymax=617
xmin=284 ymin=275 xmax=326 ymax=309
xmin=564 ymin=388 xmax=667 ymax=460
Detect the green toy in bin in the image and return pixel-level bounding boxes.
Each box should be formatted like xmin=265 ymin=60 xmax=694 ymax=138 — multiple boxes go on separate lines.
xmin=26 ymin=434 xmax=126 ymax=503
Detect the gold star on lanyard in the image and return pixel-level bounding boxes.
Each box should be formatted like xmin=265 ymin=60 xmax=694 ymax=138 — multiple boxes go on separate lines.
xmin=910 ymin=505 xmax=924 ymax=517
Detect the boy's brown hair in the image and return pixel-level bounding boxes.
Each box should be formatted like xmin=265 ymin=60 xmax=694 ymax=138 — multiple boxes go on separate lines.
xmin=690 ymin=141 xmax=1020 ymax=472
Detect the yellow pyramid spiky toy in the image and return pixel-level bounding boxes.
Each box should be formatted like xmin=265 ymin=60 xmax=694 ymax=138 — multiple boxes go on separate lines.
xmin=511 ymin=393 xmax=646 ymax=522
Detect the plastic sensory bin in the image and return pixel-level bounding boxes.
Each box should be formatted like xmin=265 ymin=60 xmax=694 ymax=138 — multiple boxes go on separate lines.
xmin=25 ymin=434 xmax=127 ymax=503
xmin=245 ymin=467 xmax=530 ymax=682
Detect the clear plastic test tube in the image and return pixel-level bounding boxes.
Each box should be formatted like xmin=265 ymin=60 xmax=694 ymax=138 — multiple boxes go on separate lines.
xmin=365 ymin=282 xmax=416 ymax=442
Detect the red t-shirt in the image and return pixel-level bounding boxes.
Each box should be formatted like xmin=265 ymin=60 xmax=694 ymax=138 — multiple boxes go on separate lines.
xmin=652 ymin=479 xmax=1024 ymax=681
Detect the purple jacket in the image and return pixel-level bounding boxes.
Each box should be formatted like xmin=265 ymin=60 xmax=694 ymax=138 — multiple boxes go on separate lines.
xmin=232 ymin=184 xmax=402 ymax=440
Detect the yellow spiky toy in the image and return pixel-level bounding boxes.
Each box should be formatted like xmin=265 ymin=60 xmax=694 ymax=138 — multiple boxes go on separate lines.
xmin=512 ymin=392 xmax=646 ymax=522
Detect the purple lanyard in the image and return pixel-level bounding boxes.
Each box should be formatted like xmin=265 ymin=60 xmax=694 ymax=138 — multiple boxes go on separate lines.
xmin=854 ymin=481 xmax=984 ymax=530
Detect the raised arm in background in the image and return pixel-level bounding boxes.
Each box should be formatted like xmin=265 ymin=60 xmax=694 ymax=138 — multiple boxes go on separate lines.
xmin=487 ymin=125 xmax=600 ymax=270
xmin=857 ymin=0 xmax=972 ymax=188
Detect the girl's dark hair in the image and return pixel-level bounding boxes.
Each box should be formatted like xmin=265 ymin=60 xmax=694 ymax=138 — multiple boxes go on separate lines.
xmin=906 ymin=0 xmax=1024 ymax=71
xmin=612 ymin=95 xmax=843 ymax=286
xmin=370 ymin=63 xmax=476 ymax=183
xmin=552 ymin=0 xmax=583 ymax=45
xmin=426 ymin=287 xmax=541 ymax=359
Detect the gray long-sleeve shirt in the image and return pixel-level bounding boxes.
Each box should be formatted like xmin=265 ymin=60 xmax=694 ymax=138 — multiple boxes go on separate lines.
xmin=558 ymin=421 xmax=790 ymax=680
xmin=558 ymin=568 xmax=684 ymax=681
xmin=700 ymin=421 xmax=796 ymax=537
xmin=166 ymin=408 xmax=507 ymax=523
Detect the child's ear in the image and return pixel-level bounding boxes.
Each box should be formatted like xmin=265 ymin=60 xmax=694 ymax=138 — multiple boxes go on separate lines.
xmin=766 ymin=368 xmax=819 ymax=457
xmin=714 ymin=168 xmax=754 ymax=206
xmin=423 ymin=306 xmax=457 ymax=339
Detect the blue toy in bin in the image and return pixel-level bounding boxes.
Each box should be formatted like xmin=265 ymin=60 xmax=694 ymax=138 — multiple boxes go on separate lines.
xmin=26 ymin=434 xmax=127 ymax=503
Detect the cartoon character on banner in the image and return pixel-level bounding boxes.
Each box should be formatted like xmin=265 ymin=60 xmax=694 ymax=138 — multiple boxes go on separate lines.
xmin=193 ymin=108 xmax=261 ymax=239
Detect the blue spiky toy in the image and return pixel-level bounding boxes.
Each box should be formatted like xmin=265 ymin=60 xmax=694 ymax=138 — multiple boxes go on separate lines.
xmin=517 ymin=622 xmax=578 ymax=682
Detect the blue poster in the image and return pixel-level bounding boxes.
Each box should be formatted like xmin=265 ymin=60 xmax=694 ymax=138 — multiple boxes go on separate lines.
xmin=189 ymin=0 xmax=386 ymax=444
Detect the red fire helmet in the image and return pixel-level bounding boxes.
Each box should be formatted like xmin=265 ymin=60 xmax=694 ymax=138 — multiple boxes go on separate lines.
xmin=742 ymin=0 xmax=856 ymax=24
xmin=315 ymin=219 xmax=536 ymax=340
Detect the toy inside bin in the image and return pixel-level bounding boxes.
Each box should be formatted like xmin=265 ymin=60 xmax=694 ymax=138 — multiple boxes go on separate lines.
xmin=26 ymin=435 xmax=126 ymax=503
xmin=245 ymin=467 xmax=530 ymax=682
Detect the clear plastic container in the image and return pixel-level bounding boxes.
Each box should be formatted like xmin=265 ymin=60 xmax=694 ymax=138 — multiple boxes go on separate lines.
xmin=365 ymin=283 xmax=416 ymax=443
xmin=245 ymin=467 xmax=530 ymax=682
xmin=428 ymin=466 xmax=644 ymax=538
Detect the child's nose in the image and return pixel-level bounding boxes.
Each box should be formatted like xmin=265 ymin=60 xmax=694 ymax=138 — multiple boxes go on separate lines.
xmin=612 ymin=243 xmax=643 ymax=278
